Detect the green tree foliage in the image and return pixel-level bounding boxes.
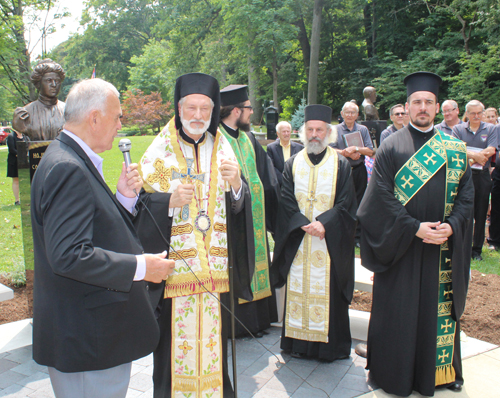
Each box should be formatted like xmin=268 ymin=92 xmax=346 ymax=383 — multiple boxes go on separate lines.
xmin=291 ymin=98 xmax=307 ymax=131
xmin=0 ymin=0 xmax=66 ymax=104
xmin=34 ymin=0 xmax=499 ymax=121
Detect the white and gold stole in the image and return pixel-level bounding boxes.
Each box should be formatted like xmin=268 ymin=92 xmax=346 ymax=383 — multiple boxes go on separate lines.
xmin=285 ymin=147 xmax=338 ymax=343
xmin=139 ymin=117 xmax=238 ymax=397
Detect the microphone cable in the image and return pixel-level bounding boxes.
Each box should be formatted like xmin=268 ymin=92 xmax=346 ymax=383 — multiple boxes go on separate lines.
xmin=133 ymin=191 xmax=331 ymax=397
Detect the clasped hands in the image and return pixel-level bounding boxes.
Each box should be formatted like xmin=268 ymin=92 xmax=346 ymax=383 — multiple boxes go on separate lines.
xmin=169 ymin=159 xmax=241 ymax=209
xmin=301 ymin=221 xmax=326 ymax=240
xmin=416 ymin=221 xmax=453 ymax=245
xmin=468 ymin=151 xmax=488 ymax=166
xmin=341 ymin=146 xmax=361 ymax=160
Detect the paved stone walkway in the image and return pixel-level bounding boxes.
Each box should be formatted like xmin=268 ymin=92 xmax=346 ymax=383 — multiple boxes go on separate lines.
xmin=0 ymin=327 xmax=372 ymax=398
xmin=1 ymin=326 xmax=498 ymax=397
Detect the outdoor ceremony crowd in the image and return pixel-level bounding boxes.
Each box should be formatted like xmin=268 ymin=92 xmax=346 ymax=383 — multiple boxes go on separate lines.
xmin=15 ymin=58 xmax=500 ymax=398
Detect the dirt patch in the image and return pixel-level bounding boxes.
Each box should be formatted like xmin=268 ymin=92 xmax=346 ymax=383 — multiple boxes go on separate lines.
xmin=0 ymin=275 xmax=30 ymax=324
xmin=349 ymin=269 xmax=500 ymax=346
xmin=1 ymin=270 xmax=499 ymax=346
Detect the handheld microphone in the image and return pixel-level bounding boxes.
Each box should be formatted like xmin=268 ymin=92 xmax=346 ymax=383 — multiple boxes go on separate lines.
xmin=118 ymin=138 xmax=132 ymax=168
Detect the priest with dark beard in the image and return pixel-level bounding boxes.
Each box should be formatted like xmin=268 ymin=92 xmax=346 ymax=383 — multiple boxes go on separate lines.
xmin=357 ymin=72 xmax=474 ymax=396
xmin=272 ymin=105 xmax=357 ymax=361
xmin=219 ymin=85 xmax=280 ymax=337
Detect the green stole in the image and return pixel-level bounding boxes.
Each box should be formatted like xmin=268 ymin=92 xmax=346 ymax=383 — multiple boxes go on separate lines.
xmin=394 ymin=129 xmax=467 ymax=386
xmin=220 ymin=126 xmax=272 ymax=303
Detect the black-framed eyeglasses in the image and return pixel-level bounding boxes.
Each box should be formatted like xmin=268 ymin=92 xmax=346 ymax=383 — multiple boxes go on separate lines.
xmin=239 ymin=106 xmax=253 ymax=111
xmin=393 ymin=112 xmax=405 ymax=116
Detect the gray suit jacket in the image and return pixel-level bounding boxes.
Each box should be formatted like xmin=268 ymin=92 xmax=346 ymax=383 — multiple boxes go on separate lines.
xmin=31 ymin=132 xmax=159 ymax=372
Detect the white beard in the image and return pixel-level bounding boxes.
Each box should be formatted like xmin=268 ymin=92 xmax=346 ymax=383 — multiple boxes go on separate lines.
xmin=180 ymin=108 xmax=211 ymax=136
xmin=306 ymin=138 xmax=328 ymax=155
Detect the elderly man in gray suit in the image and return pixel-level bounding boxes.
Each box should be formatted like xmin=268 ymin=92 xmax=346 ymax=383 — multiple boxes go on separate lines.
xmin=31 ymin=78 xmax=175 ymax=398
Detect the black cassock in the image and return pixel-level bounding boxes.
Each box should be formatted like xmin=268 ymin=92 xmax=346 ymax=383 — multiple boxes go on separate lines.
xmin=220 ymin=123 xmax=281 ymax=336
xmin=357 ymin=125 xmax=474 ymax=397
xmin=133 ymin=130 xmax=255 ymax=398
xmin=272 ymin=149 xmax=357 ymax=361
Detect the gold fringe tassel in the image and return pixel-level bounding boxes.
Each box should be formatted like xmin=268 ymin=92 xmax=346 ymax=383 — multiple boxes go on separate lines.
xmin=201 ymin=372 xmax=223 ymax=391
xmin=164 ymin=279 xmax=229 ymax=298
xmin=173 ymin=377 xmax=197 ymax=392
xmin=435 ymin=364 xmax=456 ymax=386
xmin=285 ymin=328 xmax=329 ymax=343
xmin=173 ymin=372 xmax=223 ymax=393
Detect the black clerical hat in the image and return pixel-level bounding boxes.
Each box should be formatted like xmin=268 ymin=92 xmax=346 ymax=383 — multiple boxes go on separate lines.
xmin=304 ymin=105 xmax=332 ymax=124
xmin=220 ymin=85 xmax=249 ymax=107
xmin=174 ymin=73 xmax=220 ymax=136
xmin=404 ymin=72 xmax=442 ymax=98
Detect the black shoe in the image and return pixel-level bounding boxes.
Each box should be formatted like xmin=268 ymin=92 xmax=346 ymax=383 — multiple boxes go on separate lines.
xmin=254 ymin=331 xmax=264 ymax=338
xmin=291 ymin=351 xmax=307 ymax=359
xmin=471 ymin=253 xmax=483 ymax=261
xmin=447 ymin=383 xmax=462 ymax=392
xmin=354 ymin=343 xmax=367 ymax=358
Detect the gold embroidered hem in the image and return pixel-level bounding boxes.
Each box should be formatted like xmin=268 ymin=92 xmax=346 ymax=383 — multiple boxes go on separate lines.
xmin=285 ymin=148 xmax=338 ymax=343
xmin=171 ymin=293 xmax=223 ymax=398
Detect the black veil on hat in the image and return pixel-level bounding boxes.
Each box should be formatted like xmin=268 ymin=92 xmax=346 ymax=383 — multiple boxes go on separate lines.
xmin=174 ymin=73 xmax=220 ymax=136
xmin=220 ymin=85 xmax=249 ymax=107
xmin=304 ymin=104 xmax=332 ymax=123
xmin=404 ymin=72 xmax=442 ymax=98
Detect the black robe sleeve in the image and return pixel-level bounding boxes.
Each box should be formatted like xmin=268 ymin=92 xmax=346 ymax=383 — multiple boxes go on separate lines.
xmin=246 ymin=132 xmax=280 ymax=234
xmin=445 ymin=167 xmax=474 ymax=319
xmin=271 ymin=154 xmax=357 ymax=302
xmin=357 ymin=136 xmax=422 ymax=271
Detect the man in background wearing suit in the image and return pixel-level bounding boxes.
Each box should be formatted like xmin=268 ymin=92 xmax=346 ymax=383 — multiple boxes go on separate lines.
xmin=31 ymin=78 xmax=175 ymax=398
xmin=266 ymin=121 xmax=303 ymax=185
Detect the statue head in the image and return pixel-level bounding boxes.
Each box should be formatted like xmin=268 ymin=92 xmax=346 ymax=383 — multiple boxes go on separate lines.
xmin=363 ymin=86 xmax=377 ymax=103
xmin=30 ymin=59 xmax=66 ymax=99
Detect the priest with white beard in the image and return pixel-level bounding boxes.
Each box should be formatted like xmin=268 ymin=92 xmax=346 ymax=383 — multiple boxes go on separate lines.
xmin=271 ymin=105 xmax=357 ymax=362
xmin=135 ymin=73 xmax=254 ymax=398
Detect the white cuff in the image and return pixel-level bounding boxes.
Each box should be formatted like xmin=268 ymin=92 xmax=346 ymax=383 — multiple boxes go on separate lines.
xmin=116 ymin=191 xmax=138 ymax=214
xmin=231 ymin=180 xmax=242 ymax=200
xmin=134 ymin=255 xmax=146 ymax=281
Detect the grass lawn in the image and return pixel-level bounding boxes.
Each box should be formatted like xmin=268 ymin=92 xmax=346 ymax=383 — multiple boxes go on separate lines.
xmin=0 ymin=135 xmax=499 ymax=279
xmin=0 ymin=147 xmax=24 ymax=275
xmin=0 ymin=135 xmax=156 ymax=277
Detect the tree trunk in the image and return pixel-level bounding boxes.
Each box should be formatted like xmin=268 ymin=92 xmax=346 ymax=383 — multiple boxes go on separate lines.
xmin=272 ymin=47 xmax=279 ymax=113
xmin=371 ymin=0 xmax=377 ymax=57
xmin=294 ymin=16 xmax=311 ymax=74
xmin=12 ymin=1 xmax=36 ymax=102
xmin=308 ymin=0 xmax=323 ymax=105
xmin=363 ymin=2 xmax=373 ymax=58
xmin=248 ymin=54 xmax=263 ymax=125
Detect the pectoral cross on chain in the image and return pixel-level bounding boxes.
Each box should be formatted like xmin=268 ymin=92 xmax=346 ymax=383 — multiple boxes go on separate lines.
xmin=307 ymin=191 xmax=317 ymax=211
xmin=171 ymin=158 xmax=206 ymax=221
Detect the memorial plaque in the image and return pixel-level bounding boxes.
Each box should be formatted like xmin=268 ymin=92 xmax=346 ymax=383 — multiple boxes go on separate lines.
xmin=18 ymin=140 xmax=51 ymax=316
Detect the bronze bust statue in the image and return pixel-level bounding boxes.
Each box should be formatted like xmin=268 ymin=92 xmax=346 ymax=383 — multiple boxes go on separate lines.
xmin=12 ymin=59 xmax=66 ymax=141
xmin=361 ymin=86 xmax=379 ymax=121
